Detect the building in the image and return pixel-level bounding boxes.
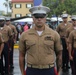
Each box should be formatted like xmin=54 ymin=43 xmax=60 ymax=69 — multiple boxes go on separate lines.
xmin=11 ymin=0 xmax=33 ymax=18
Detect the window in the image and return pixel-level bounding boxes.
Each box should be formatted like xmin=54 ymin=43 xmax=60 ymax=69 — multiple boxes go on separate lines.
xmin=15 ymin=14 xmax=22 ymax=18
xmin=15 ymin=4 xmax=21 ymax=8
xmin=26 ymin=4 xmax=32 ymax=8
xmin=26 ymin=14 xmax=31 ymax=17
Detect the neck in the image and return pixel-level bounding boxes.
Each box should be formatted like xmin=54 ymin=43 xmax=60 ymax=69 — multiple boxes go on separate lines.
xmin=63 ymin=21 xmax=67 ymax=23
xmin=6 ymin=24 xmax=9 ymax=25
xmin=35 ymin=25 xmax=45 ymax=31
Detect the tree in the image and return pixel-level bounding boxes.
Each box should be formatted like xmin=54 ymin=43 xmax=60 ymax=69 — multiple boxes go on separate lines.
xmin=3 ymin=0 xmax=9 ymax=15
xmin=43 ymin=0 xmax=76 ymax=17
xmin=9 ymin=1 xmax=12 ymax=9
xmin=64 ymin=0 xmax=76 ymax=15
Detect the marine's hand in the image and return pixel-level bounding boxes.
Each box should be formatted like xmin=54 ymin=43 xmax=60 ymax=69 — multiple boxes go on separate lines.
xmin=14 ymin=39 xmax=16 ymax=44
xmin=56 ymin=52 xmax=62 ymax=73
xmin=69 ymin=55 xmax=73 ymax=60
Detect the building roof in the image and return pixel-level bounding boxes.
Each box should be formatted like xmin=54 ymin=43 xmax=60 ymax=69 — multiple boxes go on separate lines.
xmin=11 ymin=0 xmax=33 ymax=3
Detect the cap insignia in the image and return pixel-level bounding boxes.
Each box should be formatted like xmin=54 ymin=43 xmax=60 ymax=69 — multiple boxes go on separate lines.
xmin=38 ymin=6 xmax=41 ymax=10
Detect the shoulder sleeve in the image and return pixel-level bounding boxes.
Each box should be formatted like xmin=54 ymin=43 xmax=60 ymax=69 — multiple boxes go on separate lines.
xmin=19 ymin=32 xmax=26 ymax=54
xmin=12 ymin=25 xmax=17 ymax=34
xmin=8 ymin=26 xmax=12 ymax=37
xmin=0 ymin=33 xmax=4 ymax=44
xmin=56 ymin=24 xmax=60 ymax=33
xmin=54 ymin=31 xmax=63 ymax=52
xmin=68 ymin=31 xmax=74 ymax=43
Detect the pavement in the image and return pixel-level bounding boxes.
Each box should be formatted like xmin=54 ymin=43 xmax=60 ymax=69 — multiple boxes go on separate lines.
xmin=12 ymin=48 xmax=72 ymax=75
xmin=11 ymin=49 xmax=21 ymax=75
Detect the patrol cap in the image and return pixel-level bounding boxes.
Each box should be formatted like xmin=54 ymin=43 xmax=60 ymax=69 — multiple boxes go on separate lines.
xmin=61 ymin=14 xmax=68 ymax=18
xmin=51 ymin=17 xmax=57 ymax=22
xmin=29 ymin=5 xmax=50 ymax=15
xmin=71 ymin=15 xmax=76 ymax=20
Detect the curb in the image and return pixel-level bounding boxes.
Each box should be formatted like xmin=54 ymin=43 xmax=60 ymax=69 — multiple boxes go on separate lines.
xmin=14 ymin=44 xmax=19 ymax=49
xmin=14 ymin=45 xmax=19 ymax=49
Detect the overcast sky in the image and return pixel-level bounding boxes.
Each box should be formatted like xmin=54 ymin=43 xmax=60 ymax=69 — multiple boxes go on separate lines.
xmin=0 ymin=0 xmax=11 ymax=12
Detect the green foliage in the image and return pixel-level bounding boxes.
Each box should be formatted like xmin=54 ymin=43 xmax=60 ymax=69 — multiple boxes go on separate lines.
xmin=64 ymin=0 xmax=76 ymax=15
xmin=43 ymin=0 xmax=76 ymax=17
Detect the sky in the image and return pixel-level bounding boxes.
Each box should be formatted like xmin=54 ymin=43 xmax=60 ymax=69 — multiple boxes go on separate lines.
xmin=0 ymin=0 xmax=11 ymax=13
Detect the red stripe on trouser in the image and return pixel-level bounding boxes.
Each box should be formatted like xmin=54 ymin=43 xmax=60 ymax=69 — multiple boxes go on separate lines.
xmin=54 ymin=67 xmax=58 ymax=75
xmin=24 ymin=70 xmax=26 ymax=75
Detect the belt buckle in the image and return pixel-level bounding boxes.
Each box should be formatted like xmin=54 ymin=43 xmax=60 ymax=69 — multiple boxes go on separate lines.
xmin=38 ymin=65 xmax=43 ymax=69
xmin=38 ymin=65 xmax=49 ymax=69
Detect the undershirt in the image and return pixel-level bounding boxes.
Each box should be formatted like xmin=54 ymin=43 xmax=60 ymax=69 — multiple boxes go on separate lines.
xmin=37 ymin=31 xmax=43 ymax=36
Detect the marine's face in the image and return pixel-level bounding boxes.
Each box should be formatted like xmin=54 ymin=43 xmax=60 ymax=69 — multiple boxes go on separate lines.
xmin=33 ymin=14 xmax=46 ymax=28
xmin=0 ymin=20 xmax=5 ymax=27
xmin=62 ymin=17 xmax=67 ymax=22
xmin=0 ymin=20 xmax=4 ymax=23
xmin=6 ymin=20 xmax=10 ymax=25
xmin=72 ymin=19 xmax=76 ymax=26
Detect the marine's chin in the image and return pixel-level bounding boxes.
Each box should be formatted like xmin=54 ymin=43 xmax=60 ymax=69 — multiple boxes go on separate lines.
xmin=37 ymin=25 xmax=43 ymax=28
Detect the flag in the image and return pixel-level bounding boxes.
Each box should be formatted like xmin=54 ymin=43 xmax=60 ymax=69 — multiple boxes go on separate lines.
xmin=24 ymin=70 xmax=26 ymax=75
xmin=54 ymin=67 xmax=58 ymax=75
xmin=33 ymin=0 xmax=43 ymax=6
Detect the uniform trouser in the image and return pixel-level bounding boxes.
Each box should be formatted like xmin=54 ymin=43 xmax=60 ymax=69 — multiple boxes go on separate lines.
xmin=9 ymin=39 xmax=14 ymax=66
xmin=2 ymin=42 xmax=9 ymax=74
xmin=0 ymin=55 xmax=4 ymax=75
xmin=70 ymin=60 xmax=74 ymax=74
xmin=61 ymin=38 xmax=69 ymax=69
xmin=73 ymin=49 xmax=76 ymax=75
xmin=26 ymin=67 xmax=56 ymax=75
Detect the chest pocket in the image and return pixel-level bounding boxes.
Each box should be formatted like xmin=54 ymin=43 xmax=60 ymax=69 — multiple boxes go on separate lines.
xmin=1 ymin=29 xmax=8 ymax=34
xmin=26 ymin=40 xmax=36 ymax=50
xmin=44 ymin=40 xmax=54 ymax=49
xmin=60 ymin=27 xmax=65 ymax=32
xmin=44 ymin=40 xmax=54 ymax=54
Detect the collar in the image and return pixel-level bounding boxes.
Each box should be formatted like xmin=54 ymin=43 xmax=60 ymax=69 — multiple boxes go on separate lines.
xmin=28 ymin=24 xmax=51 ymax=35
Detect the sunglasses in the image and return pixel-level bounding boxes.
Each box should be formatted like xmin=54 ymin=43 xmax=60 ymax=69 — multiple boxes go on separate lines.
xmin=72 ymin=19 xmax=76 ymax=21
xmin=6 ymin=20 xmax=10 ymax=22
xmin=62 ymin=17 xmax=67 ymax=19
xmin=0 ymin=20 xmax=4 ymax=22
xmin=33 ymin=14 xmax=46 ymax=19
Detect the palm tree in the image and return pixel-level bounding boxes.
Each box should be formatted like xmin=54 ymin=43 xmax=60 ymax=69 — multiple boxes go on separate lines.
xmin=3 ymin=0 xmax=9 ymax=15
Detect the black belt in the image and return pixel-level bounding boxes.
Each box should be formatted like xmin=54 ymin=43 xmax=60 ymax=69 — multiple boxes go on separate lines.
xmin=61 ymin=36 xmax=66 ymax=38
